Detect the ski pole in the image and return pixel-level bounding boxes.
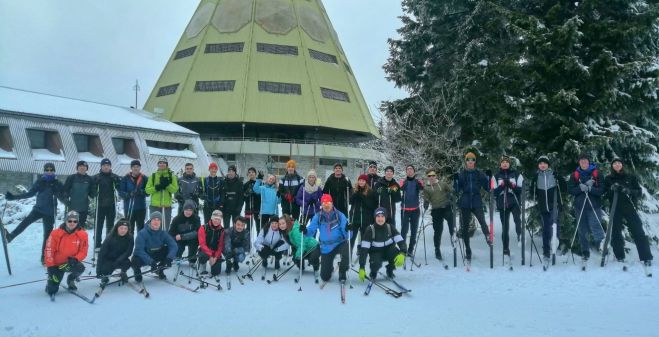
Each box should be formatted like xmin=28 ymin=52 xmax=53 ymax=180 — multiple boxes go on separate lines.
xmin=0 ymin=200 xmax=12 ymax=275
xmin=567 ymin=195 xmax=589 ymax=264
xmin=421 ymin=206 xmax=428 ymax=265
xmin=298 ymin=220 xmax=304 ymax=291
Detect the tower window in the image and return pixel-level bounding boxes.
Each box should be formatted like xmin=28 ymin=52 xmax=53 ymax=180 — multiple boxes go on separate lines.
xmin=258 ymin=81 xmax=301 ymax=95
xmin=309 ymin=49 xmax=338 ymax=64
xmin=195 ymin=80 xmax=236 ymax=92
xmin=321 ymin=87 xmax=350 ymax=102
xmin=257 ymin=43 xmax=298 ymax=56
xmin=205 ymin=43 xmax=244 ymax=53
xmin=156 ymin=84 xmax=179 ymax=97
xmin=174 ymin=46 xmax=197 ymax=60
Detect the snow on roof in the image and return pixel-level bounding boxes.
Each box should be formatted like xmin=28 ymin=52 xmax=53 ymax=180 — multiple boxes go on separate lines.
xmin=0 ymin=86 xmax=196 ymax=135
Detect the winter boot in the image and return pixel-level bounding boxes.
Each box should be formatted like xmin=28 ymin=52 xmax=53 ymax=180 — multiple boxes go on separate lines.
xmin=233 ymin=259 xmax=240 ymax=272
xmin=435 ymin=248 xmax=442 ymax=261
xmin=581 ymin=257 xmax=588 ymax=271
xmin=542 ymin=256 xmax=550 ymax=271
xmin=386 ymin=265 xmax=395 ymax=279
xmin=134 ymin=273 xmax=143 ymax=283
xmin=199 ymin=263 xmax=208 ymax=276
xmin=617 ymin=258 xmax=628 ymax=272
xmin=517 ymin=234 xmax=521 ymax=248
xmin=643 ymin=260 xmax=652 ymax=277
xmin=504 ymin=254 xmax=512 ymax=269
xmin=101 ymin=276 xmax=110 ymax=285
xmin=67 ymin=275 xmax=77 ymax=291
xmin=406 ymin=248 xmax=414 ymax=258
xmin=120 ymin=272 xmax=129 ymax=283
xmin=157 ymin=269 xmax=167 ymax=280
xmin=274 ymin=258 xmax=281 ymax=270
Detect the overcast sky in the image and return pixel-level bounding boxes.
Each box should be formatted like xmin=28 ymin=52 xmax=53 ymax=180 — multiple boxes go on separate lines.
xmin=0 ymin=0 xmax=407 ymax=121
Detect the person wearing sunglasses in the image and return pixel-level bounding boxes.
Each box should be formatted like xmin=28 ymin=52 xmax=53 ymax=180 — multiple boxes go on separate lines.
xmin=44 ymin=211 xmax=88 ymax=296
xmin=3 ymin=162 xmax=65 ymax=264
xmin=422 ymin=169 xmax=455 ymax=260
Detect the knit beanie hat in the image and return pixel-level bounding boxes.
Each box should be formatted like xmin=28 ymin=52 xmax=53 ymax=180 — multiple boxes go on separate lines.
xmin=150 ymin=211 xmax=162 ymax=222
xmin=537 ymin=155 xmax=550 ymax=166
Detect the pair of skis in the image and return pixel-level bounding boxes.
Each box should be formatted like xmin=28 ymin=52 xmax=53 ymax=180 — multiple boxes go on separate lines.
xmin=52 ymin=285 xmax=95 ymax=303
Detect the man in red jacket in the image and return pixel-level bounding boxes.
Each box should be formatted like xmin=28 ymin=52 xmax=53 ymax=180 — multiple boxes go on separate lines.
xmin=44 ymin=211 xmax=89 ymax=296
xmin=197 ymin=210 xmax=225 ymax=277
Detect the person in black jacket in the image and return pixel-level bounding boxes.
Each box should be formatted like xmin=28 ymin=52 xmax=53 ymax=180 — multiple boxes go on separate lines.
xmin=118 ymin=160 xmax=148 ymax=235
xmin=93 ymin=158 xmax=121 ymax=251
xmin=3 ymin=162 xmax=64 ymax=263
xmin=323 ymin=163 xmax=352 ymax=217
xmin=493 ymin=156 xmax=522 ymax=263
xmin=349 ymin=174 xmax=377 ymax=251
xmin=169 ymin=200 xmax=201 ymax=264
xmin=202 ymin=162 xmax=222 ymax=225
xmin=63 ymin=160 xmax=96 ymax=229
xmin=223 ymin=216 xmax=250 ymax=274
xmin=604 ymin=158 xmax=653 ymax=268
xmin=243 ymin=167 xmax=262 ymax=233
xmin=357 ymin=207 xmax=407 ymax=281
xmin=220 ymin=165 xmax=243 ymax=229
xmin=366 ymin=161 xmax=380 ymax=190
xmin=96 ymin=218 xmax=133 ymax=284
xmin=279 ymin=160 xmax=304 ymax=219
xmin=373 ymin=166 xmax=401 ymax=226
xmin=530 ymin=155 xmax=564 ymax=267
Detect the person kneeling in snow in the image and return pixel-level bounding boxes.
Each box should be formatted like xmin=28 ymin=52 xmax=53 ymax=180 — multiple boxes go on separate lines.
xmin=44 ymin=211 xmax=88 ymax=295
xmin=282 ymin=214 xmax=320 ymax=279
xmin=301 ymin=194 xmax=349 ymax=284
xmin=358 ymin=207 xmax=406 ymax=282
xmin=131 ymin=211 xmax=177 ymax=282
xmin=197 ymin=210 xmax=225 ymax=277
xmin=96 ymin=219 xmax=133 ymax=285
xmin=255 ymin=216 xmax=289 ymax=270
xmin=223 ymin=216 xmax=250 ymax=274
xmin=169 ymin=200 xmax=201 ymax=265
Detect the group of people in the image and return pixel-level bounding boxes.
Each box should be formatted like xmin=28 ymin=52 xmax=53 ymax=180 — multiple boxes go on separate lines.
xmin=1 ymin=152 xmax=654 ymax=296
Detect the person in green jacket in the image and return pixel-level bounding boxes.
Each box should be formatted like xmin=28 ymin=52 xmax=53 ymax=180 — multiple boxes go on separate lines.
xmin=281 ymin=214 xmax=320 ymax=282
xmin=422 ymin=169 xmax=455 ymax=260
xmin=145 ymin=157 xmax=179 ymax=231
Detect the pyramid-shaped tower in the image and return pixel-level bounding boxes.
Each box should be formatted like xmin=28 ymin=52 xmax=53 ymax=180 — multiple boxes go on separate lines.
xmin=144 ymin=0 xmax=379 ymax=145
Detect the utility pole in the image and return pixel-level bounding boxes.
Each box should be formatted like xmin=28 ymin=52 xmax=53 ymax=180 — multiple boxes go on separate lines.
xmin=133 ymin=80 xmax=140 ymax=109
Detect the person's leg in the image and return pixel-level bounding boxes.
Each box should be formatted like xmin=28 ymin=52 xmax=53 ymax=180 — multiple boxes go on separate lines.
xmin=46 ymin=266 xmax=65 ymax=295
xmin=320 ymin=247 xmax=339 ymax=282
xmin=131 ymin=255 xmax=147 ymax=282
xmin=400 ymin=209 xmax=411 ymax=249
xmin=500 ymin=209 xmax=510 ymax=255
xmin=106 ymin=206 xmax=116 ymax=236
xmin=541 ymin=212 xmax=552 ymax=258
xmin=7 ymin=209 xmax=42 ymax=241
xmin=624 ymin=209 xmax=653 ymax=262
xmin=473 ymin=207 xmax=490 ymax=239
xmin=576 ymin=209 xmax=591 ymax=259
xmin=337 ymin=243 xmax=349 ymax=281
xmin=368 ymin=250 xmax=383 ymax=279
xmin=408 ymin=209 xmax=420 ymax=254
xmin=223 ymin=213 xmax=232 ymax=230
xmin=610 ymin=209 xmax=626 ymax=260
xmin=511 ymin=205 xmax=522 ymax=237
xmin=431 ymin=208 xmax=443 ymax=252
xmin=461 ymin=208 xmax=472 ymax=260
xmin=78 ymin=211 xmax=88 ymax=230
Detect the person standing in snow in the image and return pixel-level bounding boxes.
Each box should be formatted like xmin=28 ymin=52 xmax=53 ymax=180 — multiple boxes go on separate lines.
xmin=399 ymin=164 xmax=424 ymax=256
xmin=197 ymin=210 xmax=225 ymax=277
xmin=243 ymin=167 xmax=262 ymax=232
xmin=169 ymin=200 xmax=201 ymax=265
xmin=254 ymin=215 xmax=289 ymax=270
xmin=220 ymin=165 xmax=243 ymax=228
xmin=96 ymin=218 xmax=133 ymax=285
xmin=223 ymin=216 xmax=250 ymax=274
xmin=349 ymin=174 xmax=377 ymax=252
xmin=118 ymin=160 xmax=148 ymax=235
xmin=63 ymin=160 xmax=96 ymax=229
xmin=373 ymin=166 xmax=401 ymax=227
xmin=366 ymin=161 xmax=381 ymax=190
xmin=279 ymin=160 xmax=305 ymax=220
xmin=295 ymin=169 xmax=323 ymax=224
xmin=422 ymin=169 xmax=455 ymax=260
xmin=131 ymin=211 xmax=177 ymax=282
xmin=357 ymin=207 xmax=406 ymax=282
xmin=252 ymin=172 xmax=280 ymax=233
xmin=176 ymin=163 xmax=202 ymax=216
xmin=145 ymin=157 xmax=178 ymax=231
xmin=323 ymin=163 xmax=352 ymax=216
xmin=44 ymin=211 xmax=88 ymax=295
xmin=93 ymin=158 xmax=121 ymax=250
xmin=493 ymin=156 xmax=523 ymax=266
xmin=202 ymin=162 xmax=222 ymax=226
xmin=530 ymin=155 xmax=564 ymax=267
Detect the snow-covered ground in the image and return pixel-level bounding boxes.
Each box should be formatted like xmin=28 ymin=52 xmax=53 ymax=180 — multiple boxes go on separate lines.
xmin=1 ymin=197 xmax=658 ymax=337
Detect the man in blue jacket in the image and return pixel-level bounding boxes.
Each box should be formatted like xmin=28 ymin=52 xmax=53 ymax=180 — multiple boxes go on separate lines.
xmin=301 ymin=194 xmax=349 ymax=284
xmin=131 ymin=211 xmax=178 ymax=282
xmin=118 ymin=160 xmax=148 ymax=235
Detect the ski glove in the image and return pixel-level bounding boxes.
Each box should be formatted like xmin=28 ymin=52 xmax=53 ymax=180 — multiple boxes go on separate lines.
xmin=394 ymin=253 xmax=405 ymax=267
xmin=257 ymin=171 xmax=264 ymax=180
xmin=579 ymin=183 xmax=590 ymax=193
xmin=621 ymin=187 xmax=631 ymax=195
xmin=4 ymin=191 xmax=14 ymax=201
xmin=585 ymin=179 xmax=595 ymax=188
xmin=299 ymin=224 xmax=307 ymax=234
xmin=358 ymin=268 xmax=366 ymax=282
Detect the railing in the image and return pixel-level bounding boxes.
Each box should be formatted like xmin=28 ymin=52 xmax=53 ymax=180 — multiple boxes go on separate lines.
xmin=201 ymin=136 xmax=367 ymax=148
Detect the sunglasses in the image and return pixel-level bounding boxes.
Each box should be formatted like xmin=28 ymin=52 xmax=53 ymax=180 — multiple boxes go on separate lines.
xmin=44 ymin=169 xmax=55 ymax=172
xmin=427 ymin=174 xmax=436 ymax=177
xmin=67 ymin=220 xmax=78 ymax=223
xmin=465 ymin=159 xmax=476 ymax=162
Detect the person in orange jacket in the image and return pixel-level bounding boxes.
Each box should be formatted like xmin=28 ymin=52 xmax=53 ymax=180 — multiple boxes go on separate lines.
xmin=44 ymin=211 xmax=89 ymax=296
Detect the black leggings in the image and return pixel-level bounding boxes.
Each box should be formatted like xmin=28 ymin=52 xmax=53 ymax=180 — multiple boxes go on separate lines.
xmin=431 ymin=207 xmax=455 ymax=250
xmin=459 ymin=207 xmax=490 ymax=260
xmin=499 ymin=205 xmax=521 ymax=254
xmin=95 ymin=206 xmax=116 ymax=248
xmin=46 ymin=261 xmax=85 ymax=295
xmin=10 ymin=208 xmax=54 ymax=261
xmin=366 ymin=244 xmax=400 ymax=278
xmin=611 ymin=207 xmax=653 ymax=262
xmin=320 ymin=242 xmax=349 ymax=282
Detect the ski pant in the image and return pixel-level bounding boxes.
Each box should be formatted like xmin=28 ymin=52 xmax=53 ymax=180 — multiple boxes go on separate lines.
xmin=222 ymin=210 xmax=241 ymax=229
xmin=258 ymin=246 xmax=283 ymax=268
xmin=203 ymin=204 xmax=221 ymax=227
xmin=149 ymin=206 xmax=172 ymax=232
xmin=499 ymin=205 xmax=522 ymax=255
xmin=431 ymin=207 xmax=455 ymax=251
xmin=293 ymin=246 xmax=321 ymax=271
xmin=76 ymin=211 xmax=89 ymax=230
xmin=10 ymin=208 xmax=54 ymax=261
xmin=245 ymin=211 xmax=261 ymax=234
xmin=224 ymin=251 xmax=246 ymax=274
xmin=282 ymin=201 xmax=300 ymax=220
xmin=400 ymin=208 xmax=420 ymax=253
xmin=175 ymin=240 xmax=198 ymax=263
xmin=259 ymin=214 xmax=275 ymax=234
xmin=459 ymin=207 xmax=490 ymax=260
xmin=95 ymin=206 xmax=116 ymax=248
xmin=540 ymin=211 xmax=560 ymax=258
xmin=575 ymin=202 xmax=605 ymax=259
xmin=131 ymin=247 xmax=168 ymax=279
xmin=611 ymin=207 xmax=653 ymax=262
xmin=198 ymin=251 xmax=223 ymax=276
xmin=320 ymin=242 xmax=349 ymax=282
xmin=349 ymin=222 xmax=369 ymax=253
xmin=366 ymin=244 xmax=399 ymax=279
xmin=46 ymin=261 xmax=85 ymax=295
xmin=127 ymin=209 xmax=146 ymax=236
xmin=96 ymin=258 xmax=131 ymax=277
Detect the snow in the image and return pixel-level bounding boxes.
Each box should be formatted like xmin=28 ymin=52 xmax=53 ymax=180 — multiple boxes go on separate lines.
xmin=77 ymin=152 xmax=102 ymax=163
xmin=0 ymin=148 xmax=17 ymax=159
xmin=117 ymin=154 xmax=137 ymax=165
xmin=0 ymin=86 xmax=196 ymax=135
xmin=31 ymin=148 xmax=65 ymax=161
xmin=1 ymin=196 xmax=658 ymax=337
xmin=147 ymin=146 xmax=197 ymax=159
xmin=478 ymin=59 xmax=489 ymax=67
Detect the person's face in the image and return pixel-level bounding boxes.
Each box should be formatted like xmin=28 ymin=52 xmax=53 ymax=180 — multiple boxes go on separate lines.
xmin=158 ymin=162 xmax=167 ymax=170
xmin=185 ymin=165 xmax=194 ymax=175
xmin=466 ymin=159 xmax=476 ymax=169
xmin=228 ymin=170 xmax=236 ymax=178
xmin=322 ymin=202 xmax=333 ymax=213
xmin=368 ymin=166 xmax=377 ymax=174
xmin=406 ymin=167 xmax=414 ymax=177
xmin=612 ymin=161 xmax=623 ymax=173
xmin=43 ymin=168 xmax=55 ymax=176
xmin=212 ymin=217 xmax=222 ymax=227
xmin=248 ymin=170 xmax=256 ymax=180
xmin=334 ymin=167 xmax=343 ymax=176
xmin=131 ymin=165 xmax=141 ymax=175
xmin=66 ymin=218 xmax=78 ymax=231
xmin=500 ymin=161 xmax=510 ymax=170
xmin=234 ymin=221 xmax=246 ymax=232
xmin=427 ymin=174 xmax=437 ymax=184
xmin=287 ymin=167 xmax=295 ymax=175
xmin=385 ymin=169 xmax=394 ymax=179
xmin=267 ymin=175 xmax=276 ymax=185
xmin=77 ymin=165 xmax=87 ymax=175
xmin=101 ymin=164 xmax=111 ymax=173
xmin=278 ymin=219 xmax=288 ymax=231
xmin=308 ymin=176 xmax=317 ymax=185
xmin=184 ymin=208 xmax=193 ymax=217
xmin=358 ymin=179 xmax=366 ymax=187
xmin=117 ymin=225 xmax=129 ymax=237
xmin=579 ymin=159 xmax=590 ymax=170
xmin=270 ymin=221 xmax=279 ymax=230
xmin=209 ymin=167 xmax=218 ymax=176
xmin=538 ymin=162 xmax=549 ymax=171
xmin=375 ymin=214 xmax=386 ymax=225
xmin=150 ymin=218 xmax=161 ymax=231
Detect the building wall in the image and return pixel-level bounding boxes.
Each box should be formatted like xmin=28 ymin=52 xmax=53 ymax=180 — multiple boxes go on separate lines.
xmin=0 ymin=171 xmax=35 ymax=194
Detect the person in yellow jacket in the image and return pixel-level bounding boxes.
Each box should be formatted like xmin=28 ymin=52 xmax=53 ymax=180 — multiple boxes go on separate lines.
xmin=145 ymin=157 xmax=178 ymax=231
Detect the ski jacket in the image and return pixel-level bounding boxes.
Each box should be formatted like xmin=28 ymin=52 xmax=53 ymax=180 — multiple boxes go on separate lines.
xmin=133 ymin=225 xmax=178 ymax=265
xmin=145 ymin=169 xmax=179 ymax=208
xmin=422 ymin=180 xmax=452 ymax=209
xmin=349 ymin=188 xmax=377 ymax=226
xmin=366 ymin=173 xmax=380 ymax=190
xmin=169 ymin=213 xmax=201 ymax=242
xmin=98 ymin=231 xmax=134 ymax=270
xmin=373 ymin=177 xmax=402 ymax=220
xmin=279 ymin=172 xmax=305 ymax=214
xmin=224 ymin=227 xmax=250 ymax=257
xmin=604 ymin=170 xmax=642 ymax=214
xmin=252 ymin=179 xmax=280 ymax=215
xmin=306 ymin=208 xmax=349 ymax=254
xmin=177 ymin=173 xmax=202 ymax=206
xmin=198 ymin=222 xmax=225 ymax=258
xmin=323 ymin=174 xmax=353 ymax=215
xmin=254 ymin=226 xmax=289 ymax=253
xmin=221 ymin=175 xmax=244 ymax=214
xmin=286 ymin=220 xmax=319 ymax=259
xmin=531 ymin=169 xmax=563 ymax=213
xmin=202 ymin=175 xmax=222 ymax=208
xmin=358 ymin=223 xmax=406 ymax=268
xmin=399 ymin=176 xmax=424 ymax=210
xmin=243 ymin=179 xmax=262 ymax=214
xmin=94 ymin=171 xmax=120 ymax=208
xmin=295 ymin=180 xmax=323 ymax=220
xmin=453 ymin=169 xmax=489 ymax=209
xmin=493 ymin=169 xmax=522 ymax=210
xmin=118 ymin=173 xmax=148 ymax=212
xmin=63 ymin=173 xmax=96 ymax=213
xmin=44 ymin=224 xmax=88 ymax=267
xmin=568 ymin=164 xmax=604 ymax=210
xmin=13 ymin=175 xmax=64 ymax=216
